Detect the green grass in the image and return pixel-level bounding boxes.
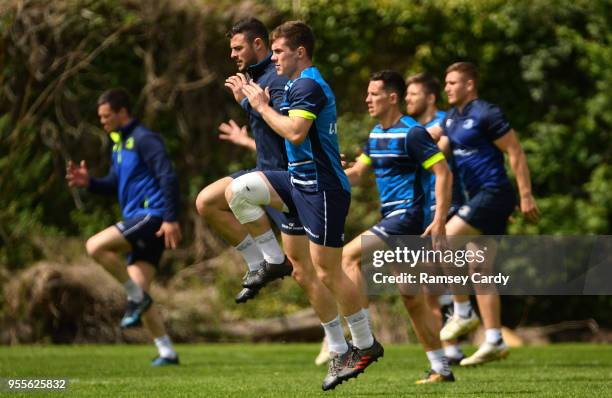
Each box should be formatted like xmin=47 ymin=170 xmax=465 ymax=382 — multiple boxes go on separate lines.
xmin=1 ymin=344 xmax=611 ymax=397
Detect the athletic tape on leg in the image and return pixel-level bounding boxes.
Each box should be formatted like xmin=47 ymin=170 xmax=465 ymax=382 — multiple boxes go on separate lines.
xmin=228 ymin=173 xmax=271 ymax=224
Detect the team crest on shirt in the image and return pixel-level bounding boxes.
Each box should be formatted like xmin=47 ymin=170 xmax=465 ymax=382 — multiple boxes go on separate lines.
xmin=446 ymin=119 xmax=453 ymax=128
xmin=462 ymin=119 xmax=475 ymax=129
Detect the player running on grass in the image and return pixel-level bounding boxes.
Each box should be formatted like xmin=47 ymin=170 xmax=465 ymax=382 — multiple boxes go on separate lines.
xmin=228 ymin=21 xmax=384 ymax=391
xmin=197 ymin=19 xmax=347 ymax=386
xmin=405 ymin=72 xmax=467 ymax=365
xmin=428 ymin=62 xmax=539 ymax=366
xmin=66 ymin=88 xmax=180 ymax=366
xmin=342 ymin=70 xmax=455 ymax=384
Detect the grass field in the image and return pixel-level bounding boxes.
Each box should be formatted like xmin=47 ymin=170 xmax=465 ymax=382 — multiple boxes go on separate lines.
xmin=1 ymin=344 xmax=611 ymax=397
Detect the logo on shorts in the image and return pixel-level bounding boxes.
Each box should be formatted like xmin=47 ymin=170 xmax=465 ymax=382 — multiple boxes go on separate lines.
xmin=303 ymin=226 xmax=319 ymax=239
xmin=462 ymin=119 xmax=475 ymax=129
xmin=458 ymin=205 xmax=471 ymax=218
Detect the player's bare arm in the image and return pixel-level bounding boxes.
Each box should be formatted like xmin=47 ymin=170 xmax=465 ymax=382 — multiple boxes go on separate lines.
xmin=241 ymin=81 xmax=312 ymax=145
xmin=422 ymin=159 xmax=452 ymax=249
xmin=494 ymin=129 xmax=540 ymax=223
xmin=437 ymin=135 xmax=452 ymax=157
xmin=427 ymin=124 xmax=444 ymax=142
xmin=344 ymin=156 xmax=371 ymax=187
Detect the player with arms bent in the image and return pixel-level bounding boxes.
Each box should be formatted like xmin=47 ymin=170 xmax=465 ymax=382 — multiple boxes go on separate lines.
xmin=231 ymin=21 xmax=384 ymax=391
xmin=66 ymin=88 xmax=181 ymax=366
xmin=428 ymin=62 xmax=539 ymax=366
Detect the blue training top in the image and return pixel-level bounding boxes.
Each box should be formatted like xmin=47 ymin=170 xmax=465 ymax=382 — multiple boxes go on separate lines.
xmin=424 ymin=110 xmax=465 ymax=216
xmin=281 ymin=66 xmax=350 ymax=193
xmin=442 ymin=98 xmax=512 ymax=197
xmin=359 ymin=115 xmax=444 ymax=218
xmin=88 ymin=119 xmax=180 ymax=222
xmin=240 ymin=53 xmax=289 ymax=171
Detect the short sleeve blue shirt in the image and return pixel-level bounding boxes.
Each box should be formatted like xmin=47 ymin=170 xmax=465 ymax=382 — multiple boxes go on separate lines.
xmin=424 ymin=111 xmax=465 ymax=212
xmin=442 ymin=99 xmax=512 ymax=196
xmin=281 ymin=66 xmax=350 ymax=193
xmin=362 ymin=116 xmax=443 ymax=218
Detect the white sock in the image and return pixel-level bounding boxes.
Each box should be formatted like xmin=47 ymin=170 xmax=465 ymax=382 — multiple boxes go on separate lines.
xmin=426 ymin=349 xmax=450 ymax=376
xmin=154 ymin=335 xmax=177 ymax=359
xmin=485 ymin=328 xmax=503 ymax=344
xmin=345 ymin=309 xmax=374 ymax=350
xmin=235 ymin=235 xmax=265 ymax=271
xmin=322 ymin=316 xmax=348 ymax=354
xmin=124 ymin=279 xmax=144 ymax=302
xmin=363 ymin=307 xmax=372 ymax=327
xmin=444 ymin=344 xmax=463 ymax=359
xmin=454 ymin=300 xmax=472 ymax=318
xmin=253 ymin=230 xmax=285 ymax=264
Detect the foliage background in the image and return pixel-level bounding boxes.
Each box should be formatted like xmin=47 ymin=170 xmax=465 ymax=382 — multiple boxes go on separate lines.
xmin=1 ymin=0 xmax=611 ymax=336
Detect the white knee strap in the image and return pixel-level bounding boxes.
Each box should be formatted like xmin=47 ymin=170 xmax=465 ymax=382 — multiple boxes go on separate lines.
xmin=229 ymin=173 xmax=271 ymax=224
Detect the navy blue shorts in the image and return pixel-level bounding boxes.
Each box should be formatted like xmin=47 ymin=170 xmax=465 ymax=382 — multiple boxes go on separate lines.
xmin=456 ymin=185 xmax=517 ymax=235
xmin=231 ymin=169 xmax=304 ymax=236
xmin=370 ymin=210 xmax=424 ymax=245
xmin=115 ymin=215 xmax=165 ymax=267
xmin=262 ymin=170 xmax=350 ymax=247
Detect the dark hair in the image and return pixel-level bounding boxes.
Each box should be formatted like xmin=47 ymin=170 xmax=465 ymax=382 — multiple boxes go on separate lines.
xmin=406 ymin=73 xmax=441 ymax=101
xmin=370 ymin=70 xmax=406 ymax=98
xmin=446 ymin=61 xmax=479 ymax=85
xmin=97 ymin=88 xmax=131 ymax=113
xmin=270 ymin=21 xmax=315 ymax=58
xmin=226 ymin=17 xmax=269 ymax=47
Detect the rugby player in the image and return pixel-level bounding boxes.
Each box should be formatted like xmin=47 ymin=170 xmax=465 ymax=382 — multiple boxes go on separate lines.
xmin=428 ymin=62 xmax=539 ymax=366
xmin=405 ymin=72 xmax=466 ymax=365
xmin=342 ymin=70 xmax=455 ymax=383
xmin=66 ymin=88 xmax=181 ymax=366
xmin=196 ymin=18 xmax=301 ymax=303
xmin=231 ymin=21 xmax=384 ymax=391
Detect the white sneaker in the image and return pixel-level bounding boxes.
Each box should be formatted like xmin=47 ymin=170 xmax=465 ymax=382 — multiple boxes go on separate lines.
xmin=460 ymin=341 xmax=510 ymax=366
xmin=440 ymin=311 xmax=480 ymax=341
xmin=314 ymin=338 xmax=330 ymax=366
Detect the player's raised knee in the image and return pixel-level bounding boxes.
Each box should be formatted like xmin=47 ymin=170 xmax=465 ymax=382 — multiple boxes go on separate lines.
xmin=227 ymin=173 xmax=271 ymax=224
xmin=85 ymin=237 xmax=101 ymax=259
xmin=195 ymin=188 xmax=214 ymax=216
